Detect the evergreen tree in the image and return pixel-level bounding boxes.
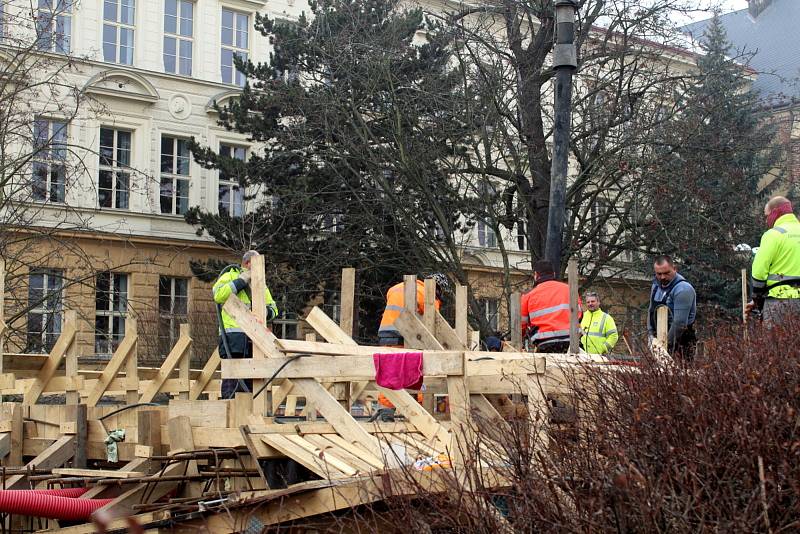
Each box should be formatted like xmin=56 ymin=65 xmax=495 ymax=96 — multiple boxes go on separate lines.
xmin=643 ymin=13 xmax=778 ymax=313
xmin=187 ymin=0 xmax=474 ymax=339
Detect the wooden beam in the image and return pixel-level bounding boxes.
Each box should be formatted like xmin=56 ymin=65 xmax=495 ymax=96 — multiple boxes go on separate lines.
xmin=4 ymin=436 xmax=75 ymax=489
xmin=0 ymin=402 xmax=22 ymax=466
xmin=656 ymin=306 xmax=668 ymax=348
xmin=305 ymin=306 xmax=357 ymax=345
xmin=86 ymin=333 xmax=137 ymax=407
xmin=568 ymin=258 xmax=580 ymax=354
xmin=189 ymin=348 xmax=220 ymax=400
xmin=434 ymin=311 xmax=467 ymax=351
xmin=125 ymin=297 xmax=139 ymax=406
xmin=510 ymin=291 xmax=522 ymax=349
xmin=424 ymin=278 xmax=437 ymax=333
xmin=394 ymin=309 xmax=444 ymax=350
xmin=64 ymin=310 xmax=80 ymax=405
xmin=23 ymin=321 xmax=77 ymax=405
xmin=340 ymin=268 xmax=356 ymax=337
xmin=223 ymin=297 xmax=380 ymax=456
xmin=178 ymin=323 xmax=190 ymax=399
xmin=139 ymin=333 xmax=191 ymax=403
xmin=377 ymin=388 xmax=450 ymax=448
xmin=251 ymin=254 xmax=268 ymax=416
xmin=95 ymin=459 xmax=188 ymax=518
xmin=261 ymin=434 xmax=349 ymax=479
xmin=403 ymin=274 xmax=417 ymax=317
xmin=455 ymin=285 xmax=468 ymax=346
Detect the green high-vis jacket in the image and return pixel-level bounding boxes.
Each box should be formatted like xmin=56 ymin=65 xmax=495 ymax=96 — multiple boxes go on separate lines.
xmin=752 ymin=213 xmax=800 ymax=300
xmin=580 ymin=309 xmax=618 ymax=354
xmin=212 ymin=268 xmax=278 ymax=332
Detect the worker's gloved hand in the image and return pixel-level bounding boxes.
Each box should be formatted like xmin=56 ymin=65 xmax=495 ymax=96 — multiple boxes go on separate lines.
xmin=239 ymin=270 xmax=251 ymax=286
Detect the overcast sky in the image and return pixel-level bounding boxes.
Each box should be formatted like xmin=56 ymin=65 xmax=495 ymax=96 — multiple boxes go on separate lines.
xmin=684 ymin=0 xmax=749 ymax=22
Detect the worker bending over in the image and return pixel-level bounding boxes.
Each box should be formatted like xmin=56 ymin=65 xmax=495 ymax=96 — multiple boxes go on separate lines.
xmin=521 ymin=260 xmax=581 ymax=353
xmin=580 ymin=291 xmax=618 ymax=354
xmin=748 ymin=196 xmax=800 ymax=326
xmin=213 ymin=250 xmax=278 ymax=399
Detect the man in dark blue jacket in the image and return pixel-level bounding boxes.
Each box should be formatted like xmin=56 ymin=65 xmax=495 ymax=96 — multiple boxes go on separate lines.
xmin=647 ymin=255 xmax=697 ymax=361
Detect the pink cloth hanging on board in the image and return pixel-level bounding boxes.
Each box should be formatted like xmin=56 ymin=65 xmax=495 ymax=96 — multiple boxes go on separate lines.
xmin=373 ymin=352 xmax=424 ymax=390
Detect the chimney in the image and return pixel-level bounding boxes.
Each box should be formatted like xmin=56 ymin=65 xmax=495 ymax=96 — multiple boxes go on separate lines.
xmin=748 ymin=0 xmax=772 ymax=18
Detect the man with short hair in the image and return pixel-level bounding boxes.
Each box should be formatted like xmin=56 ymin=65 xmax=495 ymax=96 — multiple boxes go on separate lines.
xmin=748 ymin=196 xmax=800 ymax=326
xmin=580 ymin=292 xmax=618 ymax=354
xmin=520 ymin=260 xmax=581 ymax=353
xmin=213 ymin=250 xmax=279 ymax=399
xmin=647 ymin=255 xmax=697 ymax=361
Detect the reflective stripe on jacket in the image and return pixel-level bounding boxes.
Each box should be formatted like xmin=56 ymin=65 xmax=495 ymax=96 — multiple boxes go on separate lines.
xmin=520 ymin=280 xmax=581 ymax=342
xmin=580 ymin=309 xmax=618 ymax=354
xmin=212 ymin=268 xmax=278 ymax=331
xmin=379 ymin=280 xmax=441 ymax=335
xmin=752 ymin=213 xmax=800 ymax=299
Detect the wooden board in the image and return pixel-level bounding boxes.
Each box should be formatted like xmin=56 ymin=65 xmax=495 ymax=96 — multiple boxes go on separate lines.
xmin=261 ymin=433 xmax=349 ymax=479
xmin=52 ymin=468 xmax=144 ymax=478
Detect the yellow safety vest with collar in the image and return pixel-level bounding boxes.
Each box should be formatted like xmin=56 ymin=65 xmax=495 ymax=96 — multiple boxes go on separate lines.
xmin=752 ymin=213 xmax=800 ymax=300
xmin=580 ymin=309 xmax=618 ymax=354
xmin=212 ymin=268 xmax=278 ymax=332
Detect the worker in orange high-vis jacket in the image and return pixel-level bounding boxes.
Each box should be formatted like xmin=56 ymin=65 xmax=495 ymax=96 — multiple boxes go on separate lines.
xmin=520 ymin=260 xmax=582 ymax=353
xmin=376 ymin=273 xmax=448 ymax=409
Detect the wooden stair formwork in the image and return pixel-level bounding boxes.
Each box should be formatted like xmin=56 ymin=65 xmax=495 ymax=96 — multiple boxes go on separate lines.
xmin=0 ymin=262 xmax=633 ymax=532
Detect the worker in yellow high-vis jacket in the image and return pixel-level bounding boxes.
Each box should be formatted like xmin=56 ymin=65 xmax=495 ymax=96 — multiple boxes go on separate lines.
xmin=213 ymin=250 xmax=278 ymax=399
xmin=579 ymin=291 xmax=618 ymax=354
xmin=748 ymin=196 xmax=800 ymax=326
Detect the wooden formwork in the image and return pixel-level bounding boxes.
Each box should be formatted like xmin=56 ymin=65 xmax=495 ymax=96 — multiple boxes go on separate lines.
xmin=0 ymin=259 xmax=628 ymax=532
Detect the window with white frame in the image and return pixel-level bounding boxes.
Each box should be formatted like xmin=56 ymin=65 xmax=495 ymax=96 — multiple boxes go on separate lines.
xmin=26 ymin=269 xmax=63 ymax=353
xmin=103 ymin=0 xmax=135 ymax=65
xmin=160 ymin=135 xmax=190 ymax=215
xmin=220 ymin=8 xmax=248 ymax=86
xmin=36 ymin=0 xmax=73 ymax=53
xmin=158 ymin=276 xmax=188 ymax=355
xmin=218 ymin=143 xmax=245 ymax=216
xmin=163 ymin=0 xmax=192 ymax=75
xmin=477 ymin=220 xmax=497 ymax=248
xmin=517 ymin=220 xmax=527 ymax=251
xmin=478 ymin=298 xmax=499 ymax=332
xmin=98 ymin=127 xmax=131 ymax=209
xmin=95 ymin=272 xmax=127 ymax=354
xmin=32 ymin=118 xmax=67 ymax=203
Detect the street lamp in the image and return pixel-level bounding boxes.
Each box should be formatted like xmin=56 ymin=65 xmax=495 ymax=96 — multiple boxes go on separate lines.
xmin=544 ymin=0 xmax=578 ymax=272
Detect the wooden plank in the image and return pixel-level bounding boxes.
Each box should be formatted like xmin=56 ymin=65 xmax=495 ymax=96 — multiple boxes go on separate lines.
xmin=394 ymin=309 xmax=444 ymax=350
xmin=568 ymin=258 xmax=579 ymax=354
xmin=223 ymin=352 xmax=463 ymax=380
xmin=22 ymin=324 xmax=77 ymax=405
xmin=79 ymin=458 xmax=156 ymax=500
xmin=323 ymin=434 xmax=384 ymax=469
xmin=447 ymin=366 xmax=472 ymax=465
xmin=52 ymin=467 xmax=144 ymax=478
xmin=510 ymin=291 xmax=522 ymax=349
xmin=95 ymin=459 xmax=187 ymax=517
xmin=656 ymin=306 xmax=668 ymax=348
xmin=138 ymin=334 xmax=191 ymax=403
xmin=4 ymin=436 xmax=75 ymax=489
xmin=466 ymin=356 xmax=546 ymax=376
xmin=178 ymin=323 xmax=191 ymax=399
xmin=304 ymin=434 xmax=376 ymax=474
xmin=250 ymin=254 xmax=268 ymax=416
xmin=424 ymin=278 xmax=437 ymax=334
xmin=434 ymin=311 xmax=467 ymax=350
xmin=125 ymin=313 xmax=139 ymax=405
xmin=455 ymin=284 xmax=468 ymax=346
xmin=261 ymin=433 xmax=348 ymax=479
xmin=378 ymin=387 xmax=450 ymax=448
xmin=86 ymin=334 xmax=137 ymax=407
xmin=340 ymin=268 xmax=356 ymax=337
xmin=189 ymin=348 xmax=220 ymax=400
xmin=304 ymin=307 xmax=357 ymax=345
xmin=283 ymin=434 xmax=359 ymax=476
xmin=169 ymin=399 xmax=228 ymax=428
xmin=64 ymin=311 xmax=79 ymax=405
xmin=0 ymin=402 xmax=22 ymax=466
xmin=65 ymin=403 xmax=87 ymax=467
xmin=403 ymin=275 xmax=417 ymax=317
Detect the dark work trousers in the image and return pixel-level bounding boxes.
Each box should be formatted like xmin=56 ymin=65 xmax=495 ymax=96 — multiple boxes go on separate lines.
xmin=534 ymin=339 xmax=571 ymax=353
xmin=672 ymin=324 xmax=697 ymax=363
xmin=219 ymin=332 xmax=252 ymax=399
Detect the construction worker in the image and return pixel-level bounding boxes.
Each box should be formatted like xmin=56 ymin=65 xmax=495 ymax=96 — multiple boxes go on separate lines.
xmin=647 ymin=255 xmax=696 ymax=361
xmin=376 ymin=273 xmax=448 ymax=410
xmin=580 ymin=291 xmax=618 ymax=354
xmin=747 ymin=196 xmax=800 ymax=326
xmin=520 ymin=260 xmax=581 ymax=353
xmin=213 ymin=250 xmax=278 ymax=399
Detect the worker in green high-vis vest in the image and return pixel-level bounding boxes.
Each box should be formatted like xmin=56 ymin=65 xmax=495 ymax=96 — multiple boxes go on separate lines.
xmin=580 ymin=291 xmax=618 ymax=355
